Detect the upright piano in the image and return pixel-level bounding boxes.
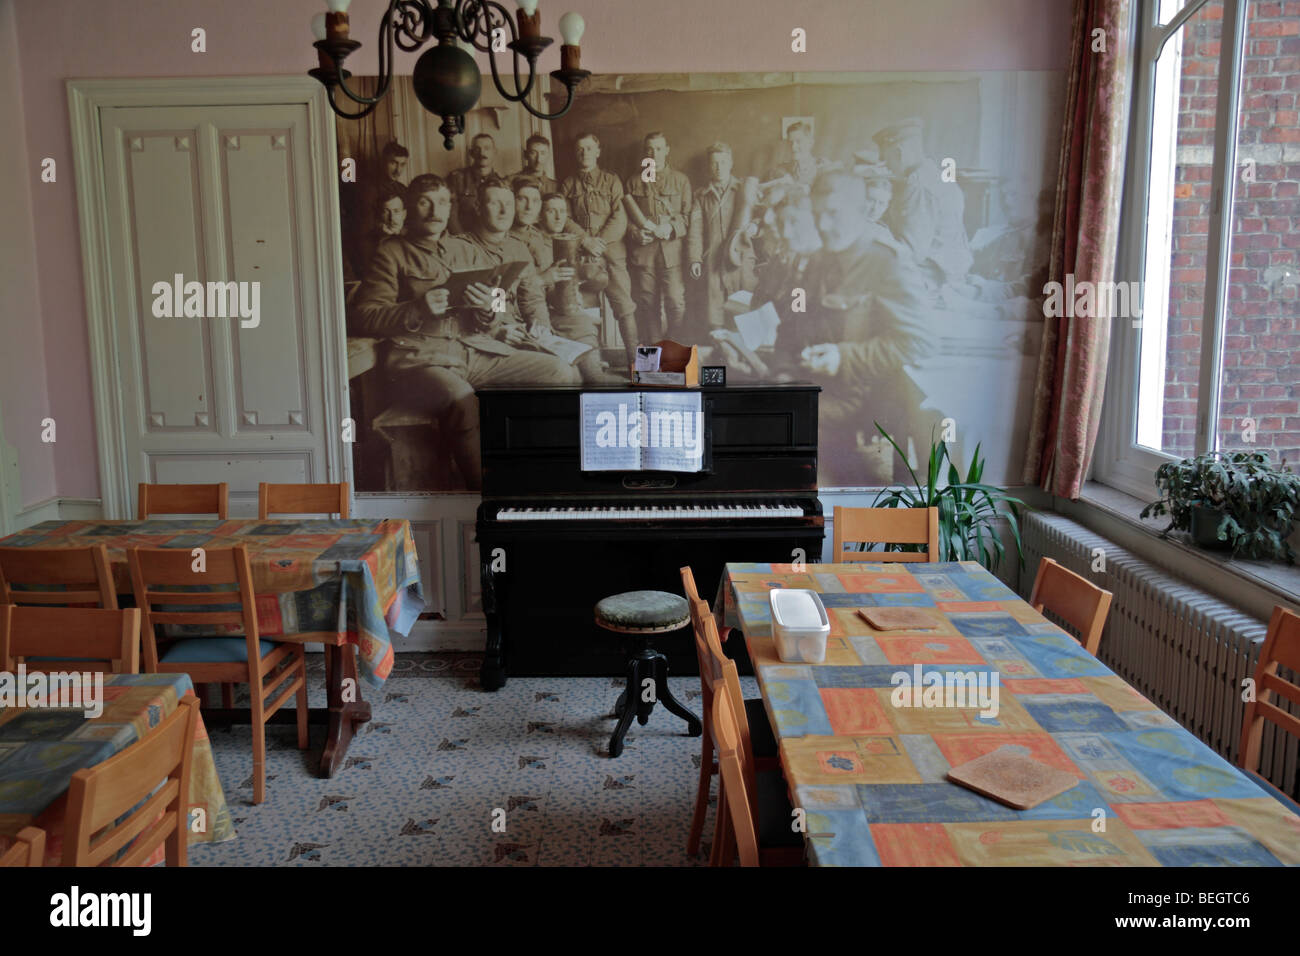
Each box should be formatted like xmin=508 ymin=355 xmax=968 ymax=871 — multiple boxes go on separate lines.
xmin=475 ymin=384 xmax=823 ymax=689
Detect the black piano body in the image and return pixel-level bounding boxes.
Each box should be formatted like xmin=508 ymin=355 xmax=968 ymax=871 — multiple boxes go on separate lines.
xmin=474 ymin=384 xmax=823 ymax=689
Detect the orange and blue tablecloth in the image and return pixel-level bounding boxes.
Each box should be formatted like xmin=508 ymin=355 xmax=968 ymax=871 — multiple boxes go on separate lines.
xmin=719 ymin=561 xmax=1300 ymax=867
xmin=0 ymin=518 xmax=425 ymax=688
xmin=0 ymin=672 xmax=233 ymax=865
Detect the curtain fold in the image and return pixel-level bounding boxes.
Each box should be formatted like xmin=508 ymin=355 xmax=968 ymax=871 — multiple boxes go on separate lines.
xmin=1023 ymin=0 xmax=1135 ymax=498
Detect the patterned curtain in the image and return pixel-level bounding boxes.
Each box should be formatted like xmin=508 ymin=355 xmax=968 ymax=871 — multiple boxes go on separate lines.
xmin=1023 ymin=0 xmax=1136 ymax=498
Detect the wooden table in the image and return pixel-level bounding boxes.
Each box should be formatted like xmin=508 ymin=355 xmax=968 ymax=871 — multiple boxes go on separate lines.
xmin=719 ymin=561 xmax=1300 ymax=866
xmin=0 ymin=673 xmax=233 ymax=864
xmin=0 ymin=517 xmax=425 ymax=777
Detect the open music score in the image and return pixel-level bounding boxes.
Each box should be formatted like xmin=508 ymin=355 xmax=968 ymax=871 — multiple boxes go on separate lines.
xmin=579 ymin=391 xmax=705 ymax=473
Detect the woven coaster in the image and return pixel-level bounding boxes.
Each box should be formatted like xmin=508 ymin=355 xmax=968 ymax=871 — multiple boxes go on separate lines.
xmin=946 ymin=746 xmax=1081 ymax=810
xmin=856 ymin=607 xmax=940 ymax=631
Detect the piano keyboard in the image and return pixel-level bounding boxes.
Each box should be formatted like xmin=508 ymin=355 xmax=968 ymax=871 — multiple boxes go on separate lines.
xmin=495 ymin=502 xmax=808 ymax=521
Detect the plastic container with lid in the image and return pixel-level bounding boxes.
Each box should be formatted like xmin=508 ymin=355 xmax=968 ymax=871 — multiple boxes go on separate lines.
xmin=769 ymin=588 xmax=830 ymax=663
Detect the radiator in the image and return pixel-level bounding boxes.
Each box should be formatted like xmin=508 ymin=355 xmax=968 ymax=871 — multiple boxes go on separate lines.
xmin=1021 ymin=511 xmax=1299 ymax=800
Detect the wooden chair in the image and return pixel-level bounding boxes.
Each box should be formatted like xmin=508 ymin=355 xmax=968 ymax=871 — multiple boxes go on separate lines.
xmin=711 ymin=678 xmax=803 ymax=867
xmin=705 ymin=619 xmax=803 ymax=867
xmin=1 ymin=605 xmax=141 ymax=674
xmin=137 ymin=482 xmax=228 ymax=520
xmin=832 ymin=506 xmax=940 ymax=563
xmin=64 ymin=696 xmax=199 ymax=866
xmin=0 ymin=827 xmax=45 ymax=867
xmin=127 ymin=545 xmax=308 ymax=804
xmin=1028 ymin=557 xmax=1113 ymax=656
xmin=0 ymin=545 xmax=118 ymax=608
xmin=713 ymin=685 xmax=760 ymax=867
xmin=258 ymin=482 xmax=350 ymax=519
xmin=1239 ymin=605 xmax=1300 ymax=814
xmin=680 ymin=567 xmax=778 ymax=861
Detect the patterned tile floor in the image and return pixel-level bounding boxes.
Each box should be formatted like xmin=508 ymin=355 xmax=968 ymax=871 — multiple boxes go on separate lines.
xmin=188 ymin=653 xmax=752 ymax=866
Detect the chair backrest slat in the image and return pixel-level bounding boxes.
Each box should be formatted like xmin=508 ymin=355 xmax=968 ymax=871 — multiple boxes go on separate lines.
xmin=713 ymin=685 xmax=760 ymax=867
xmin=1028 ymin=557 xmax=1113 ymax=655
xmin=64 ymin=696 xmax=198 ymax=867
xmin=258 ymin=482 xmax=349 ymax=519
xmin=137 ymin=483 xmax=228 ymax=520
xmin=0 ymin=546 xmax=118 ymax=609
xmin=127 ymin=546 xmax=259 ymax=672
xmin=0 ymin=605 xmax=140 ymax=674
xmin=832 ymin=507 xmax=940 ymax=563
xmin=1240 ymin=605 xmax=1300 ymax=775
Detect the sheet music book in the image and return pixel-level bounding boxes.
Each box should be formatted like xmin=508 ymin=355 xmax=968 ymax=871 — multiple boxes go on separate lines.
xmin=580 ymin=391 xmax=705 ymax=473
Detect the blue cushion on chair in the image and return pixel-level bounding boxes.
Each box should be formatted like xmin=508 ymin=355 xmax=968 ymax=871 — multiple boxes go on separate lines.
xmin=161 ymin=638 xmax=277 ymax=664
xmin=1244 ymin=768 xmax=1300 ymax=816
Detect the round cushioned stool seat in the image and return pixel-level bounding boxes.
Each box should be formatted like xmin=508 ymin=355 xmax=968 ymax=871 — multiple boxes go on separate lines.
xmin=595 ymin=590 xmax=690 ymax=634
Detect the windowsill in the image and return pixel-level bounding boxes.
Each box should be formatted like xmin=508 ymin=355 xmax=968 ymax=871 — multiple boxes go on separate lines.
xmin=1060 ymin=481 xmax=1300 ymax=617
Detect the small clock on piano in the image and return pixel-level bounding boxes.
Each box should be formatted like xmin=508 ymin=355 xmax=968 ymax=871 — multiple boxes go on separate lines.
xmin=700 ymin=366 xmax=726 ymax=387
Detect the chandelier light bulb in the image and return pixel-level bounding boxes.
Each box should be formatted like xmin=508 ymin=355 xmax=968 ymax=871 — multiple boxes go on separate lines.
xmin=325 ymin=0 xmax=352 ymax=13
xmin=558 ymin=11 xmax=585 ymax=45
xmin=517 ymin=0 xmax=540 ymax=14
xmin=311 ymin=13 xmax=328 ymax=41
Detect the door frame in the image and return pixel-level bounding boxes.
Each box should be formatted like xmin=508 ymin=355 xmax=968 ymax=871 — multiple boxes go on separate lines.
xmin=67 ymin=76 xmax=349 ymax=519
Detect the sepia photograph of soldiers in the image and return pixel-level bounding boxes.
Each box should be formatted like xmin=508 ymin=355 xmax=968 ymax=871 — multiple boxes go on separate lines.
xmin=340 ymin=75 xmax=1053 ymax=493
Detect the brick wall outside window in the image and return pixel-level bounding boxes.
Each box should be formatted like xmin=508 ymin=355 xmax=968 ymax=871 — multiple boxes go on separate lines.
xmin=1163 ymin=0 xmax=1300 ymax=467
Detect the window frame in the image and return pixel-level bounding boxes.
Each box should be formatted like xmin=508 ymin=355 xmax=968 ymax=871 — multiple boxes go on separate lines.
xmin=1094 ymin=0 xmax=1249 ymax=500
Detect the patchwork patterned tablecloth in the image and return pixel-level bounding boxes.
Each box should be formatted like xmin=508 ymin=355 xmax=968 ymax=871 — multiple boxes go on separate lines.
xmin=0 ymin=518 xmax=425 ymax=688
xmin=719 ymin=561 xmax=1300 ymax=867
xmin=0 ymin=673 xmax=233 ymax=865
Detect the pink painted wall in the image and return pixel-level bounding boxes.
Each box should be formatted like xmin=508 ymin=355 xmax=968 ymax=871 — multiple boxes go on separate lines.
xmin=12 ymin=0 xmax=1071 ymax=500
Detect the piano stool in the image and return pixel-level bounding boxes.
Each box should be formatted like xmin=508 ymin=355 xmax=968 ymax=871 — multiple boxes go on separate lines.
xmin=594 ymin=591 xmax=703 ymax=758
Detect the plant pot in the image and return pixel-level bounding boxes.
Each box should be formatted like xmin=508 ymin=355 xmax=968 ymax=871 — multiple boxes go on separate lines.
xmin=1189 ymin=506 xmax=1232 ymax=550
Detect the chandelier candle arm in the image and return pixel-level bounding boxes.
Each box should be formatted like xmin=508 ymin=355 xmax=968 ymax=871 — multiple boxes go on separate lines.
xmin=309 ymin=0 xmax=590 ymax=148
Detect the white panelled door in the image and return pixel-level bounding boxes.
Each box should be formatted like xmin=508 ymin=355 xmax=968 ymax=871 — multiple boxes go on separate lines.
xmin=97 ymin=103 xmax=339 ymax=516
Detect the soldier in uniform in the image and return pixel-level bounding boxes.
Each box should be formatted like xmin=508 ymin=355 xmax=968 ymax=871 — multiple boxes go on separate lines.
xmin=766 ymin=121 xmax=835 ymax=191
xmin=352 ymin=173 xmax=579 ymax=491
xmin=447 ymin=133 xmax=503 ymax=236
xmin=516 ymin=133 xmax=558 ymax=196
xmin=687 ymin=142 xmax=749 ymax=335
xmin=510 ymin=178 xmax=606 ymax=382
xmin=873 ymin=117 xmax=973 ymax=286
xmin=349 ymin=179 xmax=407 ymax=282
xmin=623 ymin=131 xmax=691 ymax=343
xmin=561 ymin=132 xmax=639 ymax=367
xmin=774 ymin=170 xmax=942 ymax=485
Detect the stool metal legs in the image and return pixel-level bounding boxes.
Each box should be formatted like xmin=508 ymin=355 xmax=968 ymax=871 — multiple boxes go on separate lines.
xmin=608 ymin=644 xmax=702 ymax=758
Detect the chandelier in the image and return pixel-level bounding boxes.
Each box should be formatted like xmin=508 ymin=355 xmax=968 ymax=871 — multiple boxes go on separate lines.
xmin=309 ymin=0 xmax=590 ymax=150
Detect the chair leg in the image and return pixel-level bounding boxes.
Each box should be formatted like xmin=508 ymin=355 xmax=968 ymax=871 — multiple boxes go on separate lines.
xmin=711 ymin=788 xmax=732 ymax=867
xmin=250 ymin=670 xmax=267 ymax=805
xmin=687 ymin=725 xmax=714 ymax=858
xmin=221 ymin=683 xmax=234 ymax=708
xmin=295 ymin=650 xmax=309 ymax=750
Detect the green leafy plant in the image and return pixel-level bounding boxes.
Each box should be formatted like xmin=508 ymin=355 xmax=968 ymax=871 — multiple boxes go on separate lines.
xmin=867 ymin=423 xmax=1027 ymax=572
xmin=1139 ymin=450 xmax=1300 ymax=564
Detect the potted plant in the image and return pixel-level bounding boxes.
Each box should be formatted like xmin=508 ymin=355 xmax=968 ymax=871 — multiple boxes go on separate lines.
xmin=868 ymin=423 xmax=1027 ymax=572
xmin=1140 ymin=450 xmax=1300 ymax=564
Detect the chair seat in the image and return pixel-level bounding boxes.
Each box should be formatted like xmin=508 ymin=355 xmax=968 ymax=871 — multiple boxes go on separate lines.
xmin=595 ymin=590 xmax=690 ymax=633
xmin=755 ymin=770 xmax=804 ymax=849
xmin=1244 ymin=769 xmax=1300 ymax=816
xmin=161 ymin=637 xmax=278 ymax=664
xmin=744 ymin=698 xmax=779 ymax=759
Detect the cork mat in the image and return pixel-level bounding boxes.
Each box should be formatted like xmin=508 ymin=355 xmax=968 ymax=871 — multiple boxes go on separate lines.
xmin=856 ymin=607 xmax=941 ymax=631
xmin=946 ymin=746 xmax=1081 ymax=810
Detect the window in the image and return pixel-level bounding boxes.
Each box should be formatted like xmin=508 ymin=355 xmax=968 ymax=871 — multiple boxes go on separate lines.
xmin=1097 ymin=0 xmax=1300 ymax=497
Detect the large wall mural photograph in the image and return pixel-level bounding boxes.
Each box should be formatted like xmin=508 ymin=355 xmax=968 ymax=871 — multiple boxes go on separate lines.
xmin=338 ymin=71 xmax=1065 ymax=493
